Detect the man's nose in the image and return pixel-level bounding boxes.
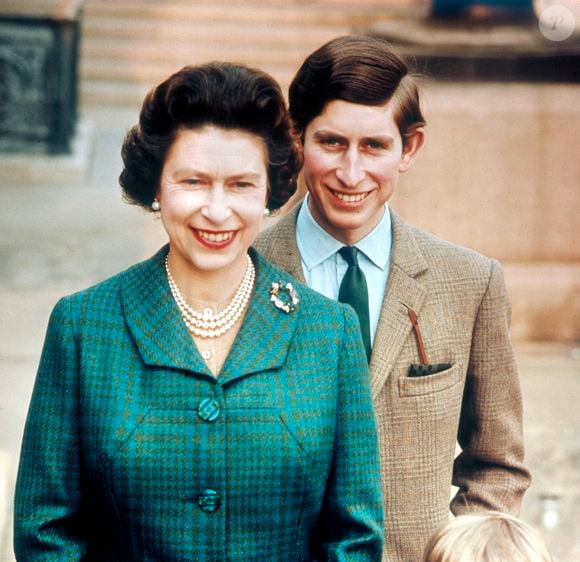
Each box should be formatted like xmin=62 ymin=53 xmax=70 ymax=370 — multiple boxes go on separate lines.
xmin=200 ymin=185 xmax=232 ymax=223
xmin=335 ymin=149 xmax=365 ymax=187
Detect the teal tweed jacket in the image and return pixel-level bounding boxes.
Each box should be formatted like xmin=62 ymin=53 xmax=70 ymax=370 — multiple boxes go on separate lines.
xmin=14 ymin=247 xmax=383 ymax=561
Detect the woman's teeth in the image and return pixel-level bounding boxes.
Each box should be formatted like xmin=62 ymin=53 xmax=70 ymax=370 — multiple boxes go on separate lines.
xmin=198 ymin=230 xmax=234 ymax=242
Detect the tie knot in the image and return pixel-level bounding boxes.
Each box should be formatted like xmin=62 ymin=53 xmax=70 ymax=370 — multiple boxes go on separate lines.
xmin=339 ymin=246 xmax=359 ymax=266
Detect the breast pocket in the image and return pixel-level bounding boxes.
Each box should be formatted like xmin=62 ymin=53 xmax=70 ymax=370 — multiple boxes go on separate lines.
xmin=398 ymin=361 xmax=464 ymax=397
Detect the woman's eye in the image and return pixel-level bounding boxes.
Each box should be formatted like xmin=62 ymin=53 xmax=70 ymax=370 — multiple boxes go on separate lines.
xmin=322 ymin=137 xmax=340 ymax=147
xmin=233 ymin=181 xmax=254 ymax=189
xmin=183 ymin=178 xmax=202 ymax=186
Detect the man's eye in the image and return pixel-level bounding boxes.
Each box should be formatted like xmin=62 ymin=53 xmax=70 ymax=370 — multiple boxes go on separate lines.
xmin=365 ymin=140 xmax=386 ymax=151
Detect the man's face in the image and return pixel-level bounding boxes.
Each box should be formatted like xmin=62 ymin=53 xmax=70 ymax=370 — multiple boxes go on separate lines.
xmin=301 ymin=99 xmax=423 ymax=245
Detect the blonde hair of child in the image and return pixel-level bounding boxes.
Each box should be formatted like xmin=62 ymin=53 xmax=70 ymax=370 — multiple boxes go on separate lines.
xmin=423 ymin=511 xmax=553 ymax=562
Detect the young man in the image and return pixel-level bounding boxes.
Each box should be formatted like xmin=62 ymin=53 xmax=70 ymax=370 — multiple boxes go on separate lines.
xmin=255 ymin=35 xmax=531 ymax=561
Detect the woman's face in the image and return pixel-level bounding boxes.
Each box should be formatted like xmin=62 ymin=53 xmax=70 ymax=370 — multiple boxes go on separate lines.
xmin=158 ymin=126 xmax=268 ymax=280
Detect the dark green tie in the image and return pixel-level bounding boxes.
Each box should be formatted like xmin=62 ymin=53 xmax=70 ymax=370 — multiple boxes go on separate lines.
xmin=338 ymin=246 xmax=371 ymax=361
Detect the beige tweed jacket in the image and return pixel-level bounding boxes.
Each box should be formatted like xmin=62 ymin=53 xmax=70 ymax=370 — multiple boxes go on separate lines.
xmin=254 ymin=205 xmax=531 ymax=562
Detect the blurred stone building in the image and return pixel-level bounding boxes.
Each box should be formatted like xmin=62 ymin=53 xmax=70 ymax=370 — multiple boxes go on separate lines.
xmin=1 ymin=0 xmax=579 ymax=560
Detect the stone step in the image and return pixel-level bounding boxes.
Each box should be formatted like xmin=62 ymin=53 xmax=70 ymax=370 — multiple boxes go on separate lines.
xmin=80 ymin=36 xmax=338 ymax=67
xmin=82 ymin=1 xmax=391 ymax=27
xmin=82 ymin=17 xmax=346 ymax=47
xmin=79 ymin=81 xmax=146 ymax=112
xmin=84 ymin=0 xmax=392 ymax=6
xmin=81 ymin=58 xmax=295 ymax=86
xmin=80 ymin=70 xmax=294 ymax=109
xmin=78 ymin=0 xmax=410 ymax=108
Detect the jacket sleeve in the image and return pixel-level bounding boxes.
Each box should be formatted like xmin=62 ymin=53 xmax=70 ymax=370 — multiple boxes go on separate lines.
xmin=14 ymin=297 xmax=88 ymax=560
xmin=316 ymin=306 xmax=384 ymax=561
xmin=452 ymin=260 xmax=531 ymax=515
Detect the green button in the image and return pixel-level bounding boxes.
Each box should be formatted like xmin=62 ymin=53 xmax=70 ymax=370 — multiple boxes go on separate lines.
xmin=198 ymin=398 xmax=220 ymax=422
xmin=198 ymin=489 xmax=220 ymax=513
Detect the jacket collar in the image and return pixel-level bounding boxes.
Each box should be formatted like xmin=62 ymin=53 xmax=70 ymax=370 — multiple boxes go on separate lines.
xmin=369 ymin=212 xmax=428 ymax=398
xmin=264 ymin=202 xmax=428 ymax=398
xmin=219 ymin=249 xmax=300 ymax=383
xmin=260 ymin=204 xmax=306 ymax=283
xmin=389 ymin=212 xmax=429 ymax=278
xmin=263 ymin=204 xmax=430 ymax=397
xmin=120 ymin=246 xmax=300 ymax=382
xmin=263 ymin=202 xmax=430 ymax=279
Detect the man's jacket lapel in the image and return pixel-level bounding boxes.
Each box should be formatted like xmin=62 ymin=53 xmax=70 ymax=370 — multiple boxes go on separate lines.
xmin=370 ymin=212 xmax=428 ymax=398
xmin=256 ymin=206 xmax=305 ymax=283
xmin=257 ymin=205 xmax=431 ymax=398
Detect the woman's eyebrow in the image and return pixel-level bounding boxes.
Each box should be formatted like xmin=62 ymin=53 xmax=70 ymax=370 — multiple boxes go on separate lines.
xmin=228 ymin=172 xmax=262 ymax=181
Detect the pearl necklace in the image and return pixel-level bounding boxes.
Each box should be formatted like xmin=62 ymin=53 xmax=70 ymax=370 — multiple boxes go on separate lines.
xmin=165 ymin=255 xmax=255 ymax=338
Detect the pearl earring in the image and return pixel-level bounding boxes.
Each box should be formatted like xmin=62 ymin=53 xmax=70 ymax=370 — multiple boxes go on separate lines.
xmin=152 ymin=199 xmax=160 ymax=211
xmin=263 ymin=208 xmax=270 ymax=217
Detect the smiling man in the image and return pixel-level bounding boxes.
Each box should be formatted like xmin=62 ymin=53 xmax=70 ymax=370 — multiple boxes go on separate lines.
xmin=255 ymin=35 xmax=531 ymax=561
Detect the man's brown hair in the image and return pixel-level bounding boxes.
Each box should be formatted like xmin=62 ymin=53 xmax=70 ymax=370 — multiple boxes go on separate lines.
xmin=289 ymin=35 xmax=426 ymax=146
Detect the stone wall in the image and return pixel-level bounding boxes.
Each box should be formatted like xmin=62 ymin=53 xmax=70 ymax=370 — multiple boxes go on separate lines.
xmin=390 ymin=81 xmax=580 ymax=342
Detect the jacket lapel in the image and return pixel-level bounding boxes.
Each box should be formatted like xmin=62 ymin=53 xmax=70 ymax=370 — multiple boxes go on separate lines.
xmin=120 ymin=246 xmax=212 ymax=376
xmin=120 ymin=247 xmax=300 ymax=381
xmin=220 ymin=250 xmax=300 ymax=383
xmin=369 ymin=212 xmax=428 ymax=398
xmin=257 ymin=204 xmax=306 ymax=283
xmin=259 ymin=205 xmax=429 ymax=398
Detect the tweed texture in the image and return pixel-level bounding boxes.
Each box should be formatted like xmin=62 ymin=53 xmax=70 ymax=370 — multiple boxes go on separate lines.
xmin=255 ymin=206 xmax=531 ymax=562
xmin=14 ymin=247 xmax=383 ymax=561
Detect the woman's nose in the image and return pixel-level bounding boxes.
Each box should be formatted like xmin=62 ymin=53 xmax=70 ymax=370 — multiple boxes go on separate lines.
xmin=335 ymin=149 xmax=365 ymax=187
xmin=200 ymin=186 xmax=232 ymax=223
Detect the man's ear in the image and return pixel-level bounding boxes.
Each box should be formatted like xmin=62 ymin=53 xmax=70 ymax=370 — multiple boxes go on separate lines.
xmin=290 ymin=124 xmax=305 ymax=175
xmin=399 ymin=127 xmax=425 ymax=173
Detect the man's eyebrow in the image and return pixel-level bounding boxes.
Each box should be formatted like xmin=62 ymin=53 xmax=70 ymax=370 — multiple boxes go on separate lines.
xmin=361 ymin=134 xmax=395 ymax=143
xmin=312 ymin=130 xmax=346 ymax=140
xmin=312 ymin=130 xmax=395 ymax=144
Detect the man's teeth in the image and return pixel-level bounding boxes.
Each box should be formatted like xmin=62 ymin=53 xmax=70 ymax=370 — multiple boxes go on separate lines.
xmin=333 ymin=191 xmax=368 ymax=203
xmin=198 ymin=231 xmax=234 ymax=242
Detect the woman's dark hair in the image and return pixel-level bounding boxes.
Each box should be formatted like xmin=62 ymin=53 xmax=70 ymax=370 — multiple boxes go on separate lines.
xmin=120 ymin=63 xmax=300 ymax=211
xmin=289 ymin=35 xmax=426 ymax=147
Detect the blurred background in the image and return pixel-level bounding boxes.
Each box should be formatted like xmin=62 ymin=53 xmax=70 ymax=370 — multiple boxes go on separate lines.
xmin=0 ymin=0 xmax=579 ymax=559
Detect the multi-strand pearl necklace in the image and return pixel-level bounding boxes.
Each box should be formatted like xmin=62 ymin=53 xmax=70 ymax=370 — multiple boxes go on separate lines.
xmin=165 ymin=255 xmax=255 ymax=338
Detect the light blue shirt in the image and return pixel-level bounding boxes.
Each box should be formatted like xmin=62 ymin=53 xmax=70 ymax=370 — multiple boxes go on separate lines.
xmin=296 ymin=197 xmax=392 ymax=345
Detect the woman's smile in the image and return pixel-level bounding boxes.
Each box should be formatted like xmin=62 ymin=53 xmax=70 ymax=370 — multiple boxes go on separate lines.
xmin=158 ymin=126 xmax=268 ymax=281
xmin=192 ymin=228 xmax=237 ymax=248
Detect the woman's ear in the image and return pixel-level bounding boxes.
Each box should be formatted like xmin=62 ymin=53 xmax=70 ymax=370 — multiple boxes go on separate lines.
xmin=399 ymin=128 xmax=425 ymax=173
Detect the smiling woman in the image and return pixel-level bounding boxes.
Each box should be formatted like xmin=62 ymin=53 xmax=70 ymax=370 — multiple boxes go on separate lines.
xmin=158 ymin=126 xmax=268 ymax=288
xmin=13 ymin=63 xmax=384 ymax=561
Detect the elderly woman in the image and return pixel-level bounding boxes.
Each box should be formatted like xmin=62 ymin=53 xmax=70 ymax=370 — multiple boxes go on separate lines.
xmin=14 ymin=63 xmax=383 ymax=560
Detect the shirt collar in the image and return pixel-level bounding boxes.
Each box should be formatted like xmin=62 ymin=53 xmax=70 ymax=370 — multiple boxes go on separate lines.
xmin=356 ymin=206 xmax=392 ymax=270
xmin=296 ymin=195 xmax=392 ymax=271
